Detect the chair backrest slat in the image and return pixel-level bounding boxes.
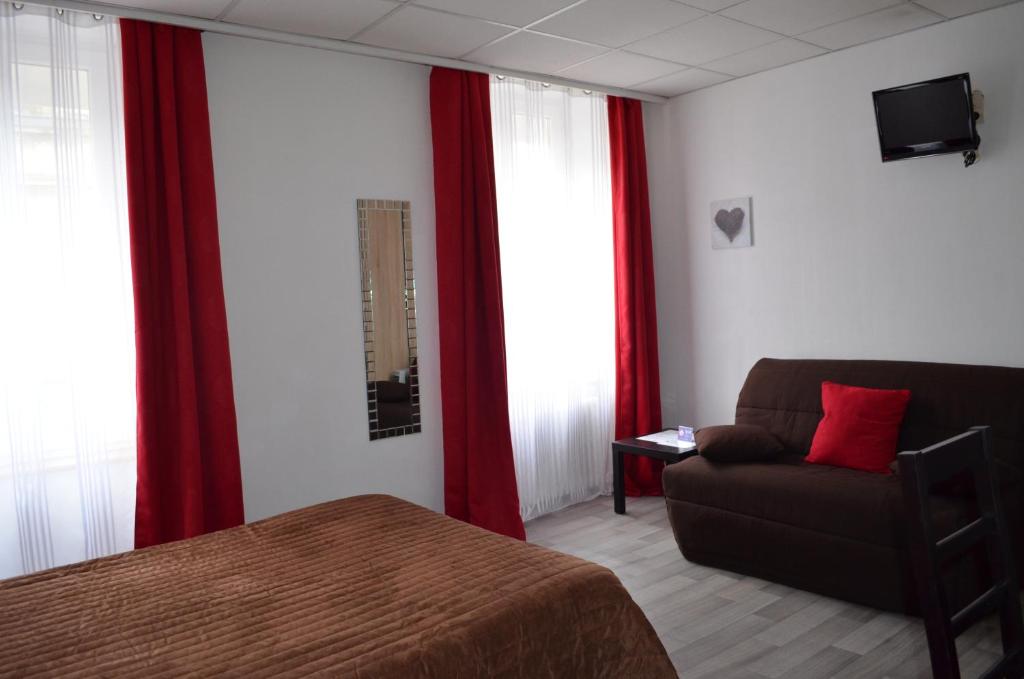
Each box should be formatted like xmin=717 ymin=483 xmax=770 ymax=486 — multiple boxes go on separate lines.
xmin=912 ymin=430 xmax=985 ymax=484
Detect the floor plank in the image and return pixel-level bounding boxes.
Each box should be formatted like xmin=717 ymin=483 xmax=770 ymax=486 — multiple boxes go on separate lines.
xmin=525 ymin=495 xmax=1006 ymax=679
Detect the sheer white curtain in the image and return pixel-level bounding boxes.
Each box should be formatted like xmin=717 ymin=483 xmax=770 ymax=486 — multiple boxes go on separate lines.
xmin=0 ymin=3 xmax=135 ymax=579
xmin=490 ymin=76 xmax=615 ymax=521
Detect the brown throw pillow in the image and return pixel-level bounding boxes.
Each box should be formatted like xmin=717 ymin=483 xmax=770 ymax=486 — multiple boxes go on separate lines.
xmin=695 ymin=424 xmax=784 ymax=463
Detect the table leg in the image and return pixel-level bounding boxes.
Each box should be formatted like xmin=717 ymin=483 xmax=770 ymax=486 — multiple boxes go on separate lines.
xmin=613 ymin=448 xmax=625 ymax=514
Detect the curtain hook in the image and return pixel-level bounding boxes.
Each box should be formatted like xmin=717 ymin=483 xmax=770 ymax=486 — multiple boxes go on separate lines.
xmin=583 ymin=90 xmax=592 ymax=95
xmin=94 ymin=13 xmax=104 ymax=20
xmin=13 ymin=2 xmax=25 ymax=8
xmin=56 ymin=7 xmax=64 ymax=15
xmin=542 ymin=82 xmax=551 ymax=88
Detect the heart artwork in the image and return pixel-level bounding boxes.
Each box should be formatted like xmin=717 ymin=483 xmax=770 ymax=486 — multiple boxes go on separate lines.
xmin=714 ymin=207 xmax=745 ymax=242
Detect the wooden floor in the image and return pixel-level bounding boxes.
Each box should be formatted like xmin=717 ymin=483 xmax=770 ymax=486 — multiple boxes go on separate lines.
xmin=526 ymin=496 xmax=1006 ymax=679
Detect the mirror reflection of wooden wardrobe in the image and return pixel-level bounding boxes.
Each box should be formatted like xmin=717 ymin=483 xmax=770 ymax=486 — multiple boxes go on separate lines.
xmin=357 ymin=199 xmax=420 ymax=440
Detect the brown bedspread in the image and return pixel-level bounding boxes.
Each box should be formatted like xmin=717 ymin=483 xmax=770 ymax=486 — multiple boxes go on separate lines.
xmin=0 ymin=494 xmax=675 ymax=678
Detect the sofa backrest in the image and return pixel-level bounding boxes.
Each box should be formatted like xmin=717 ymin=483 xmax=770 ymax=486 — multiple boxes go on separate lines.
xmin=735 ymin=358 xmax=1024 ymax=476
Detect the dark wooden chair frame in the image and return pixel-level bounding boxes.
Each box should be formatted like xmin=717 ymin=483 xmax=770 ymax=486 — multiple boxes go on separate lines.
xmin=898 ymin=426 xmax=1024 ymax=679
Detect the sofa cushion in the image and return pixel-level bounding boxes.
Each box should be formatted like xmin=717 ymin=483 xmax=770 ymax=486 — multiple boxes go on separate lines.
xmin=695 ymin=424 xmax=783 ymax=463
xmin=662 ymin=454 xmax=966 ymax=548
xmin=806 ymin=381 xmax=911 ymax=474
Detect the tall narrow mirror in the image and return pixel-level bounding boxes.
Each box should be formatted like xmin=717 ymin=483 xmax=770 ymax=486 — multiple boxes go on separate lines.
xmin=357 ymin=199 xmax=420 ymax=440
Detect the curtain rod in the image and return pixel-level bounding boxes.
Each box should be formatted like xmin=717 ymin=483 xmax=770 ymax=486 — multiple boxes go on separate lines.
xmin=15 ymin=0 xmax=669 ymax=104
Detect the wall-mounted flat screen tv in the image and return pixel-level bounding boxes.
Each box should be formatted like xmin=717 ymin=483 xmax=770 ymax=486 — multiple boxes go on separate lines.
xmin=872 ymin=73 xmax=979 ymax=162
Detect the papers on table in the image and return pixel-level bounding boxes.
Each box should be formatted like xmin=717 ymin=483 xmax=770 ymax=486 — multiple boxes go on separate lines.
xmin=636 ymin=429 xmax=697 ymax=450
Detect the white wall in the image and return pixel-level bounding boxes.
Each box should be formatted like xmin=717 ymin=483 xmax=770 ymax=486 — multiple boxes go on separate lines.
xmin=645 ymin=3 xmax=1024 ymax=428
xmin=203 ymin=34 xmax=443 ymax=521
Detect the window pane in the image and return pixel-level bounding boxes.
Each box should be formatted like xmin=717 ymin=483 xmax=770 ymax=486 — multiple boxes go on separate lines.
xmin=491 ymin=77 xmax=616 ymax=521
xmin=0 ymin=5 xmax=135 ymax=578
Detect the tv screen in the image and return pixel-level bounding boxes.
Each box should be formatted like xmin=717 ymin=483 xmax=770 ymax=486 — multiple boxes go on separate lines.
xmin=872 ymin=73 xmax=979 ymax=162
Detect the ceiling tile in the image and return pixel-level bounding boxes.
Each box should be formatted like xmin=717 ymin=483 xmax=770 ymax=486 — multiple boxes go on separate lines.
xmin=533 ymin=0 xmax=705 ymax=48
xmin=632 ymin=68 xmax=732 ymax=96
xmin=799 ymin=4 xmax=942 ymax=49
xmin=721 ymin=0 xmax=901 ymax=36
xmin=355 ymin=6 xmax=512 ymax=58
xmin=914 ymin=0 xmax=1021 ymax=18
xmin=558 ymin=51 xmax=687 ymax=88
xmin=465 ymin=31 xmax=608 ymax=73
xmin=96 ymin=0 xmax=233 ymax=19
xmin=701 ymin=38 xmax=825 ymax=76
xmin=224 ymin=0 xmax=398 ymax=40
xmin=627 ymin=14 xmax=779 ymax=65
xmin=679 ymin=0 xmax=746 ymax=10
xmin=412 ymin=0 xmax=578 ymax=27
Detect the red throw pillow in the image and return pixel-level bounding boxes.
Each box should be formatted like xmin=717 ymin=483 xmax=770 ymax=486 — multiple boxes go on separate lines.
xmin=806 ymin=381 xmax=911 ymax=474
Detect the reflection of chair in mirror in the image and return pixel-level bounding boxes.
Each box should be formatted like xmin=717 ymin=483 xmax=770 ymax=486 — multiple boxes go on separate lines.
xmin=357 ymin=199 xmax=420 ymax=440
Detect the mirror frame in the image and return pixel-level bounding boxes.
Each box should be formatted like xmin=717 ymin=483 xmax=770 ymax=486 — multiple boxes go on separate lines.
xmin=357 ymin=199 xmax=421 ymax=440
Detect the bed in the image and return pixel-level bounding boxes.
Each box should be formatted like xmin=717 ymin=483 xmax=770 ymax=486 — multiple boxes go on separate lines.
xmin=0 ymin=494 xmax=675 ymax=678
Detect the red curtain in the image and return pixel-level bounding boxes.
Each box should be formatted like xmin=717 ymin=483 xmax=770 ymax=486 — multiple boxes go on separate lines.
xmin=121 ymin=19 xmax=245 ymax=548
xmin=428 ymin=68 xmax=525 ymax=540
xmin=608 ymin=96 xmax=665 ymax=496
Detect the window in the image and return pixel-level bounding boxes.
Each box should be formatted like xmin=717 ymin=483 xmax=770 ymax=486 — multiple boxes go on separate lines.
xmin=0 ymin=5 xmax=134 ymax=578
xmin=490 ymin=77 xmax=615 ymax=521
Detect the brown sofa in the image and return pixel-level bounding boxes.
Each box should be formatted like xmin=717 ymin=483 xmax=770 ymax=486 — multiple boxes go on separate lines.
xmin=663 ymin=358 xmax=1024 ymax=614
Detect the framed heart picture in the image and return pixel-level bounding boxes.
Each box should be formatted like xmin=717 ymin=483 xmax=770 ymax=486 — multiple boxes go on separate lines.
xmin=711 ymin=196 xmax=752 ymax=249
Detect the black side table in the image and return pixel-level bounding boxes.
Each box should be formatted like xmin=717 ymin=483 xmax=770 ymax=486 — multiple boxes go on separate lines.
xmin=612 ymin=435 xmax=698 ymax=514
